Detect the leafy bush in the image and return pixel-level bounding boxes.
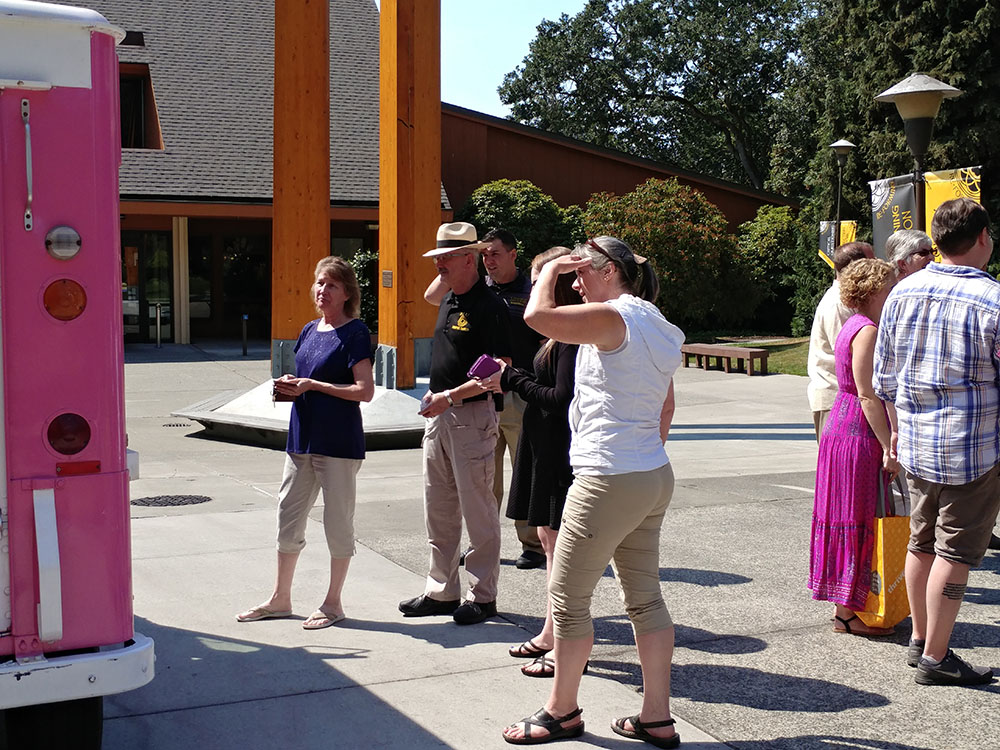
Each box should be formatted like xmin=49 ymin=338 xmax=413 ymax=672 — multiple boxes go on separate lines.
xmin=583 ymin=178 xmax=753 ymax=329
xmin=348 ymin=248 xmax=379 ymax=334
xmin=736 ymin=205 xmax=803 ymax=333
xmin=456 ymin=179 xmax=586 ymax=260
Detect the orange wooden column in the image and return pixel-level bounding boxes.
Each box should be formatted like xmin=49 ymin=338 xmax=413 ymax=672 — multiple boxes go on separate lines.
xmin=379 ymin=0 xmax=442 ymax=389
xmin=271 ymin=0 xmax=330 ymax=376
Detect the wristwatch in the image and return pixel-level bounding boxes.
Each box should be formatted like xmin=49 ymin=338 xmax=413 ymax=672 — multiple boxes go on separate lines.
xmin=443 ymin=389 xmax=455 ymax=406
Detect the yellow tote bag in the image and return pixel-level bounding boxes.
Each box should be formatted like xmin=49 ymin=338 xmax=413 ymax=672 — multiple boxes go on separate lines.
xmin=857 ymin=477 xmax=910 ymax=629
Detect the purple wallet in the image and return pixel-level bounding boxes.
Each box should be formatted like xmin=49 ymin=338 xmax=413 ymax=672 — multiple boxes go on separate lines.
xmin=467 ymin=354 xmax=501 ymax=379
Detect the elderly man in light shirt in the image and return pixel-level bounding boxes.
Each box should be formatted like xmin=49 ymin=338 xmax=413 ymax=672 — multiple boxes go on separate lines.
xmin=806 ymin=242 xmax=874 ymax=440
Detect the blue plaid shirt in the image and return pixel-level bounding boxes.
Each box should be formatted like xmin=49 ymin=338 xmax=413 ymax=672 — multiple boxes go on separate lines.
xmin=874 ymin=263 xmax=1000 ymax=485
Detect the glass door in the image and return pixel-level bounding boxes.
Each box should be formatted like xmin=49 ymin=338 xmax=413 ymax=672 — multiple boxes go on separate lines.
xmin=122 ymin=230 xmax=172 ymax=343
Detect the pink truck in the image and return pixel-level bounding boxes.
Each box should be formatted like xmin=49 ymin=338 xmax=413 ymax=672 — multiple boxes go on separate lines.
xmin=0 ymin=1 xmax=154 ymax=745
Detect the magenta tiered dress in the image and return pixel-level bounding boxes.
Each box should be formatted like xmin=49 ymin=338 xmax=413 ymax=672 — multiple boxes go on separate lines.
xmin=808 ymin=313 xmax=889 ymax=610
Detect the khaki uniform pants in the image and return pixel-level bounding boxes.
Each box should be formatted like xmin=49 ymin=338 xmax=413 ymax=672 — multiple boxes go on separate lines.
xmin=423 ymin=400 xmax=500 ymax=602
xmin=494 ymin=392 xmax=542 ymax=553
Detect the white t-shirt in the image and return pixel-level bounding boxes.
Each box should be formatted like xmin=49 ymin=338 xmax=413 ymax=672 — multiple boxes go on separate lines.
xmin=569 ymin=295 xmax=685 ymax=475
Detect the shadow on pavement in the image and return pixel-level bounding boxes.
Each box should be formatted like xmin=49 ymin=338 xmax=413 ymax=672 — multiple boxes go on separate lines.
xmin=124 ymin=342 xmax=269 ymax=364
xmin=674 ymin=423 xmax=814 ymax=430
xmin=727 ymin=736 xmax=938 ymax=750
xmin=599 ymin=565 xmax=754 ymax=586
xmin=592 ymin=615 xmax=767 ymax=656
xmin=659 ymin=567 xmax=753 ymax=586
xmin=669 ymin=432 xmax=816 ymax=442
xmin=670 ymin=663 xmax=891 ymax=711
xmin=103 ymin=617 xmax=457 ymax=749
xmin=330 ymin=615 xmax=522 ymax=649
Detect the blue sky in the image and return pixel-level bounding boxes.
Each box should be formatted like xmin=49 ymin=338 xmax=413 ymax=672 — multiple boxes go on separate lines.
xmin=375 ymin=1 xmax=588 ymax=118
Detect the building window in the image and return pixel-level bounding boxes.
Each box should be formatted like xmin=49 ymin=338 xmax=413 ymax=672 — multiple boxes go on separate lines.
xmin=120 ymin=63 xmax=163 ymax=150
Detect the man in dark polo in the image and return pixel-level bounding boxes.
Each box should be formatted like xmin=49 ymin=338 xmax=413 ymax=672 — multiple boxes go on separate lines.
xmin=399 ymin=222 xmax=512 ymax=625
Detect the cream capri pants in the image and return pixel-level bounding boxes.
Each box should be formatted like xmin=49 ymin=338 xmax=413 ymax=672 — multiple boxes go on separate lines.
xmin=549 ymin=462 xmax=675 ymax=640
xmin=276 ymin=452 xmax=362 ymax=558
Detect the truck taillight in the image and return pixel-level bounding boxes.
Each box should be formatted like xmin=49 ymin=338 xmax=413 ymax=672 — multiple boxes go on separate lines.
xmin=43 ymin=279 xmax=87 ymax=321
xmin=47 ymin=413 xmax=91 ymax=455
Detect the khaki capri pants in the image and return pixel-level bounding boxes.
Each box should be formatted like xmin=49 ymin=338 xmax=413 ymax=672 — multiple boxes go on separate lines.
xmin=549 ymin=462 xmax=675 ymax=640
xmin=276 ymin=452 xmax=362 ymax=558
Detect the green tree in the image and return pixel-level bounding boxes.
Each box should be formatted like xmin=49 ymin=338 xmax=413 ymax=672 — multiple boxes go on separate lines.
xmin=769 ymin=1 xmax=1000 ymax=239
xmin=499 ymin=0 xmax=807 ymax=188
xmin=583 ymin=177 xmax=753 ymax=328
xmin=456 ymin=179 xmax=585 ymax=258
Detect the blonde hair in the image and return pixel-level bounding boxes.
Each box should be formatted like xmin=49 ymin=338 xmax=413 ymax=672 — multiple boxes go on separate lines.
xmin=839 ymin=258 xmax=893 ymax=309
xmin=314 ymin=256 xmax=361 ymax=318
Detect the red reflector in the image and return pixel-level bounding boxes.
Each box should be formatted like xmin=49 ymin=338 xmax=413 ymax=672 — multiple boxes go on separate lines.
xmin=56 ymin=460 xmax=101 ymax=476
xmin=47 ymin=413 xmax=91 ymax=455
xmin=43 ymin=279 xmax=87 ymax=321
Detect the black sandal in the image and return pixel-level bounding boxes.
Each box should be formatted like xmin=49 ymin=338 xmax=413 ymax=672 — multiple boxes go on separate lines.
xmin=503 ymin=707 xmax=584 ymax=745
xmin=509 ymin=637 xmax=551 ymax=659
xmin=833 ymin=614 xmax=894 ymax=637
xmin=611 ymin=715 xmax=680 ymax=749
xmin=521 ymin=655 xmax=589 ymax=678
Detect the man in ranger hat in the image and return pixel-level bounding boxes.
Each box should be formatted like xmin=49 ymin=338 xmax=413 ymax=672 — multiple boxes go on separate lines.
xmin=398 ymin=222 xmax=513 ymax=625
xmin=425 ymin=227 xmax=547 ymax=569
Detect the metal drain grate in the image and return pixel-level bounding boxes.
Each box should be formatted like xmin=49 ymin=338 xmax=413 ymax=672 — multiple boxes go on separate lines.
xmin=130 ymin=495 xmax=212 ymax=507
xmin=162 ymin=422 xmax=192 ymax=428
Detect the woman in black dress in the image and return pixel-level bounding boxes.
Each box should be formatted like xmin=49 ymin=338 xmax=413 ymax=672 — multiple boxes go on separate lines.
xmin=480 ymin=246 xmax=581 ymax=677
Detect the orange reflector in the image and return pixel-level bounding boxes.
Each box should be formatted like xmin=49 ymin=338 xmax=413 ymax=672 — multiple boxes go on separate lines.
xmin=43 ymin=279 xmax=87 ymax=321
xmin=47 ymin=413 xmax=91 ymax=455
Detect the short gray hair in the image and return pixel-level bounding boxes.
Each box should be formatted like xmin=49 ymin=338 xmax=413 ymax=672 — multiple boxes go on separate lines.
xmin=885 ymin=230 xmax=932 ymax=264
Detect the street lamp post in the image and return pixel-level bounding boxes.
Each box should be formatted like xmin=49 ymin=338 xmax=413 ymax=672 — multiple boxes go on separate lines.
xmin=830 ymin=139 xmax=855 ymax=246
xmin=875 ymin=73 xmax=961 ymax=231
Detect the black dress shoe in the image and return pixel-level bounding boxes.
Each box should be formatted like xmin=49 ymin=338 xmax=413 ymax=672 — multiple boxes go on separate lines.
xmin=515 ymin=550 xmax=546 ymax=569
xmin=453 ymin=600 xmax=497 ymax=625
xmin=398 ymin=594 xmax=459 ymax=617
xmin=989 ymin=532 xmax=1000 ymax=551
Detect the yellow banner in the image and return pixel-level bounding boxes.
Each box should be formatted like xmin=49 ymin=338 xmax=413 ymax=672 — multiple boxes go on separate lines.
xmin=924 ymin=167 xmax=982 ymax=258
xmin=818 ymin=221 xmax=859 ymax=269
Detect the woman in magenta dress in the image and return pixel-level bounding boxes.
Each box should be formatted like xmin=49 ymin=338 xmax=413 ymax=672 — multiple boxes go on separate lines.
xmin=809 ymin=258 xmax=900 ymax=636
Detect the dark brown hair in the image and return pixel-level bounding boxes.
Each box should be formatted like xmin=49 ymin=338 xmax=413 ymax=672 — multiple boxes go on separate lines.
xmin=833 ymin=242 xmax=873 ymax=273
xmin=931 ymin=198 xmax=991 ymax=257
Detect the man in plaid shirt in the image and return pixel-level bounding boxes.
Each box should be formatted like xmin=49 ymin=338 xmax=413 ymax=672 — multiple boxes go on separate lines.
xmin=874 ymin=198 xmax=1000 ymax=687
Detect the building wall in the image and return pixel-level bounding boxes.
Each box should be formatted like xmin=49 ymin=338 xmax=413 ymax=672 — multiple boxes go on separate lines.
xmin=441 ymin=107 xmax=789 ymax=231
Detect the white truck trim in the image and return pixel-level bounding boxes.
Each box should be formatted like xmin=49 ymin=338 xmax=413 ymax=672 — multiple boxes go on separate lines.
xmin=0 ymin=0 xmax=124 ymax=90
xmin=0 ymin=633 xmax=154 ymax=708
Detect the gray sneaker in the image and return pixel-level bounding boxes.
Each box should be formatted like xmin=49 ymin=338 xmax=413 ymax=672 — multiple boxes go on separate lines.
xmin=915 ymin=650 xmax=995 ymax=686
xmin=907 ymin=639 xmax=925 ymax=668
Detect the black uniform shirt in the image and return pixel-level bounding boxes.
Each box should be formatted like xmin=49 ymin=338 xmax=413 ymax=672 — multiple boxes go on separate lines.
xmin=429 ymin=276 xmax=513 ymax=399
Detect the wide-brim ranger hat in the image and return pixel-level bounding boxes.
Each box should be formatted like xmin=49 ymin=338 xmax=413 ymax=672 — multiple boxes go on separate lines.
xmin=423 ymin=222 xmax=491 ymax=257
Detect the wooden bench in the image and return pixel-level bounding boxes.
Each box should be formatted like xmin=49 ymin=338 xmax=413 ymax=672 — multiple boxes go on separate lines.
xmin=681 ymin=343 xmax=769 ymax=376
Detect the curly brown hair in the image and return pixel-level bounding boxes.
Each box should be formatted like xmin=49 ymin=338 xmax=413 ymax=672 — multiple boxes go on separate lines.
xmin=839 ymin=258 xmax=893 ymax=309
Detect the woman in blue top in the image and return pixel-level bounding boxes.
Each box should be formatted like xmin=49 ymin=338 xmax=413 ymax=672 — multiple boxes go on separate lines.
xmin=237 ymin=256 xmax=374 ymax=629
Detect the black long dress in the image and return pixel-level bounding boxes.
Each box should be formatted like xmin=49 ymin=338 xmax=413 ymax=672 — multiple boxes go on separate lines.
xmin=502 ymin=341 xmax=578 ymax=530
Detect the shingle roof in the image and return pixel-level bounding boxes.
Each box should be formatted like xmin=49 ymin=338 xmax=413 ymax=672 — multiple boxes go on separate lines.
xmin=61 ymin=0 xmax=381 ymax=205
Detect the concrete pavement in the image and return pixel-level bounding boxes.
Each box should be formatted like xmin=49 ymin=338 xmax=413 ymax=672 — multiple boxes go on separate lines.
xmin=108 ymin=342 xmax=1000 ymax=750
